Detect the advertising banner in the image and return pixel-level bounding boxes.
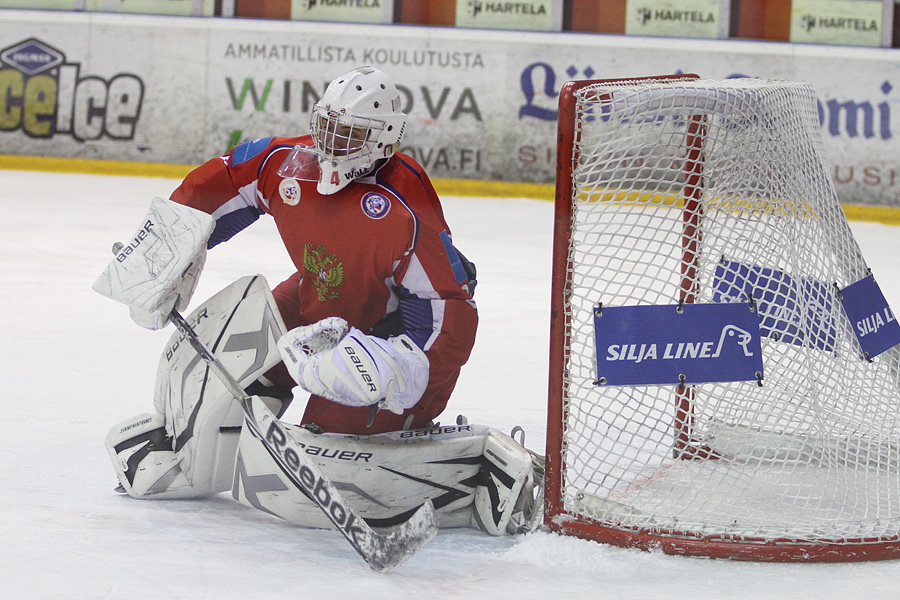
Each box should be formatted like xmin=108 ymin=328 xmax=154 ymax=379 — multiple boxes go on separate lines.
xmin=593 ymin=303 xmax=764 ymax=386
xmin=0 ymin=0 xmax=80 ymax=7
xmin=624 ymin=0 xmax=726 ymax=39
xmin=290 ymin=0 xmax=393 ymax=24
xmin=455 ymin=0 xmax=562 ymax=31
xmin=2 ymin=10 xmax=900 ymax=207
xmin=790 ymin=0 xmax=884 ymax=47
xmin=712 ymin=259 xmax=836 ymax=352
xmin=0 ymin=0 xmax=215 ymax=14
xmin=840 ymin=274 xmax=900 ymax=359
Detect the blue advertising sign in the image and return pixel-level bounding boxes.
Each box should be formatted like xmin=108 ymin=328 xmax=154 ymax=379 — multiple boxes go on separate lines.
xmin=593 ymin=303 xmax=764 ymax=386
xmin=840 ymin=274 xmax=900 ymax=360
xmin=712 ymin=259 xmax=835 ymax=352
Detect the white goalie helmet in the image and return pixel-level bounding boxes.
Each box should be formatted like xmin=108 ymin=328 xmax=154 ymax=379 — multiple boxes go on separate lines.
xmin=309 ymin=66 xmax=407 ymax=195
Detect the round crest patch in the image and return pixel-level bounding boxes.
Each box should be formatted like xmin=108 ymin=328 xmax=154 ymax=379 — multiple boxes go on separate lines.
xmin=361 ymin=192 xmax=391 ymax=219
xmin=279 ymin=177 xmax=301 ymax=206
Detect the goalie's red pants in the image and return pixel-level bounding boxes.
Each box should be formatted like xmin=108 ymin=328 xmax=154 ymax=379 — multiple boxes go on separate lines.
xmin=264 ymin=273 xmax=476 ymax=435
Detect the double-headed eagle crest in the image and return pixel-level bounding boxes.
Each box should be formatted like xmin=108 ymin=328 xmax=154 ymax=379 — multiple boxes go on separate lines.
xmin=304 ymin=242 xmax=344 ymax=302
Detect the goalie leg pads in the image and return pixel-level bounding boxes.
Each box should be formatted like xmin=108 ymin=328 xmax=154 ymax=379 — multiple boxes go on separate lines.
xmin=472 ymin=429 xmax=537 ymax=536
xmin=105 ymin=413 xmax=207 ymax=499
xmin=231 ymin=419 xmax=539 ymax=536
xmin=232 ymin=422 xmax=488 ymax=528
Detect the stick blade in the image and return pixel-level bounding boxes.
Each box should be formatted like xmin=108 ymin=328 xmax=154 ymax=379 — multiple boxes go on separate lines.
xmin=242 ymin=395 xmax=438 ymax=572
xmin=364 ymin=499 xmax=438 ymax=572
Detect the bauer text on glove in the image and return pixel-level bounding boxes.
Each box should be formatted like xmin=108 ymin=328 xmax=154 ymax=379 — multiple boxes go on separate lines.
xmin=277 ymin=317 xmax=430 ymax=414
xmin=92 ymin=197 xmax=214 ymax=330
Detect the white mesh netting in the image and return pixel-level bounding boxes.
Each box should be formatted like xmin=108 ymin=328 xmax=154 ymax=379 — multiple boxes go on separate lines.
xmin=556 ymin=78 xmax=900 ymax=552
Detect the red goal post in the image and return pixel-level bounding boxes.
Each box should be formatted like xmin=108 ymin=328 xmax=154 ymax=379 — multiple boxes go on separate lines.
xmin=544 ymin=74 xmax=900 ymax=562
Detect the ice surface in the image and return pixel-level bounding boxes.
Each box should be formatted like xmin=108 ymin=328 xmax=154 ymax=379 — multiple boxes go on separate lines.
xmin=3 ymin=169 xmax=900 ymax=599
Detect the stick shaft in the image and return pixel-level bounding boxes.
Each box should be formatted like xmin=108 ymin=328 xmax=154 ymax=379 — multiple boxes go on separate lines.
xmin=168 ymin=309 xmax=247 ymax=402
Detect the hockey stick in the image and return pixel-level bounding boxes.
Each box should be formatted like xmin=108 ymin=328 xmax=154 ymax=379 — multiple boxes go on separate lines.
xmin=167 ymin=308 xmax=438 ymax=571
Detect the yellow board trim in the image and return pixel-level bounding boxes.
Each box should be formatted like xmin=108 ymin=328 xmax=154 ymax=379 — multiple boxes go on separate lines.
xmin=0 ymin=154 xmax=196 ymax=179
xmin=841 ymin=204 xmax=900 ymax=226
xmin=2 ymin=154 xmax=898 ymax=224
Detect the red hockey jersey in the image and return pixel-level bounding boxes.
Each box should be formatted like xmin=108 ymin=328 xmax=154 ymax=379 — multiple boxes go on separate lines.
xmin=170 ymin=135 xmax=478 ymax=433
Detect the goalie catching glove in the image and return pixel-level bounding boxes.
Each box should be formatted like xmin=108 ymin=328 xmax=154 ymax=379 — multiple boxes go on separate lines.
xmin=92 ymin=197 xmax=214 ymax=330
xmin=277 ymin=317 xmax=429 ymax=414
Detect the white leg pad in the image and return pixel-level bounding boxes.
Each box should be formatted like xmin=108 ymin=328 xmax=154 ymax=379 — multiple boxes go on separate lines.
xmin=232 ymin=422 xmax=488 ymax=528
xmin=152 ymin=275 xmax=288 ymax=494
xmin=472 ymin=429 xmax=536 ymax=536
xmin=105 ymin=413 xmax=206 ymax=500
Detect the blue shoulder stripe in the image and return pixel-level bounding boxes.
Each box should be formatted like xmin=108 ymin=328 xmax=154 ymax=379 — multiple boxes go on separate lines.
xmin=231 ymin=137 xmax=274 ymax=166
xmin=440 ymin=231 xmax=469 ymax=285
xmin=208 ymin=205 xmax=263 ymax=249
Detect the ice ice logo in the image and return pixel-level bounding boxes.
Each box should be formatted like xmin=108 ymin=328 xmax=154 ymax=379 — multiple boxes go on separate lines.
xmin=279 ymin=177 xmax=300 ymax=206
xmin=361 ymin=192 xmax=391 ymax=219
xmin=0 ymin=37 xmax=144 ymax=140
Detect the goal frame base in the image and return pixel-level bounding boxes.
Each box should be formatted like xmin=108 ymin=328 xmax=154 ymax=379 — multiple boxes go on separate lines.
xmin=547 ymin=517 xmax=900 ymax=563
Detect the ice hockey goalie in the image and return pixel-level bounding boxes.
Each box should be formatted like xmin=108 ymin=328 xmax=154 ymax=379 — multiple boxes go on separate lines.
xmin=102 ymin=274 xmax=542 ymax=537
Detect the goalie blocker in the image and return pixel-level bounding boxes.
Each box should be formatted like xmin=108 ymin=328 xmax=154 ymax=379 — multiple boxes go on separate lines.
xmin=105 ymin=276 xmax=540 ymax=536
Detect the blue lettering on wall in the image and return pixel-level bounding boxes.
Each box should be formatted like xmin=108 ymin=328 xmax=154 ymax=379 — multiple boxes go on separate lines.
xmin=519 ymin=63 xmax=596 ymax=120
xmin=519 ymin=62 xmax=558 ymax=120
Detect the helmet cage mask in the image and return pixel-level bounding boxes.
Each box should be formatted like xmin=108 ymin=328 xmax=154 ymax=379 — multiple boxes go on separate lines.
xmin=310 ymin=105 xmax=386 ymax=164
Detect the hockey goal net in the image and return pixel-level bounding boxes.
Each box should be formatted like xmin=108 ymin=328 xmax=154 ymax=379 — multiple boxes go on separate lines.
xmin=545 ymin=75 xmax=900 ymax=561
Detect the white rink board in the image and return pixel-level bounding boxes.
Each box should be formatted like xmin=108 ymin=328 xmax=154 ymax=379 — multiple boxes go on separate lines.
xmin=2 ymin=9 xmax=900 ymax=206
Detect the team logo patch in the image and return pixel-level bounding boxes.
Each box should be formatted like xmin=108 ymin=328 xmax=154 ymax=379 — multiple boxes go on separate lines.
xmin=279 ymin=177 xmax=301 ymax=206
xmin=361 ymin=192 xmax=391 ymax=219
xmin=303 ymin=242 xmax=344 ymax=302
